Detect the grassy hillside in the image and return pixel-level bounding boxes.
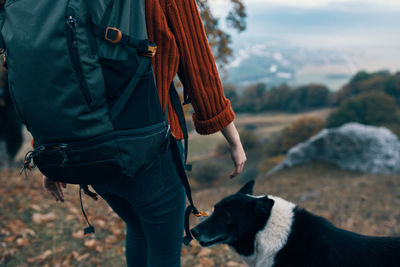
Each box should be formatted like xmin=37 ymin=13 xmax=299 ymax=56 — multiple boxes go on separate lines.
xmin=2 ymin=108 xmax=399 ymax=266
xmin=187 ymin=108 xmax=332 ymax=163
xmin=1 ymin=163 xmax=399 ymax=266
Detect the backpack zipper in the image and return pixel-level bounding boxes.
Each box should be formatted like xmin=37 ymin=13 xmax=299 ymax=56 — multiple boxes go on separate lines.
xmin=66 ymin=14 xmax=93 ymax=107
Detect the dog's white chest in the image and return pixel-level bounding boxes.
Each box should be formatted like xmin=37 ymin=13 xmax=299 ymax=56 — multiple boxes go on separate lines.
xmin=242 ymin=195 xmax=296 ymax=267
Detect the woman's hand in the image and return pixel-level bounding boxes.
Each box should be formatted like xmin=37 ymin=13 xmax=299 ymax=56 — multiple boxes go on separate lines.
xmin=42 ymin=175 xmax=67 ymax=202
xmin=221 ymin=122 xmax=247 ymax=178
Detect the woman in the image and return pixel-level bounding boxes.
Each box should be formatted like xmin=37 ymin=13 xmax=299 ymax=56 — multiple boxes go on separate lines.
xmin=43 ymin=0 xmax=246 ymax=266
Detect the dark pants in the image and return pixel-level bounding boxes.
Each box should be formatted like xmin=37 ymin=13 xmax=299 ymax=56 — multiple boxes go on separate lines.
xmin=91 ymin=140 xmax=186 ymax=267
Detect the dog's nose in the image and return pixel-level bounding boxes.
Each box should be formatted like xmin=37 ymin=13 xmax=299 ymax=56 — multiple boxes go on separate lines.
xmin=191 ymin=228 xmax=200 ymax=239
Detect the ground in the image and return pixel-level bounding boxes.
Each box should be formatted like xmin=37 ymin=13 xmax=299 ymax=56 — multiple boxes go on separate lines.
xmin=1 ymin=163 xmax=399 ymax=266
xmin=1 ymin=109 xmax=399 ymax=266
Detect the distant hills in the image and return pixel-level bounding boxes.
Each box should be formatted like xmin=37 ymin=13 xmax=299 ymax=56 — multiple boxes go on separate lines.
xmin=218 ymin=5 xmax=400 ymax=92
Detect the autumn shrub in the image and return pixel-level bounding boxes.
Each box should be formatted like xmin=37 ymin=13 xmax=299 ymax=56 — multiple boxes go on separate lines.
xmin=263 ymin=117 xmax=324 ymax=157
xmin=261 ymin=83 xmax=330 ymax=112
xmin=326 ymin=91 xmax=400 ymax=128
xmin=332 ymin=70 xmax=400 ymax=106
xmin=235 ymin=83 xmax=267 ymax=112
xmin=285 ymin=84 xmax=330 ymax=112
xmin=280 ymin=117 xmax=325 ymax=152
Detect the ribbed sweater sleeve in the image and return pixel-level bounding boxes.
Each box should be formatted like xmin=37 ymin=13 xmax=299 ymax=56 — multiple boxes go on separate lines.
xmin=166 ymin=0 xmax=235 ymax=135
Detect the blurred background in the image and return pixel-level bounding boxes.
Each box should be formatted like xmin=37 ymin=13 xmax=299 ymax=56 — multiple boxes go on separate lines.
xmin=1 ymin=0 xmax=400 ymax=266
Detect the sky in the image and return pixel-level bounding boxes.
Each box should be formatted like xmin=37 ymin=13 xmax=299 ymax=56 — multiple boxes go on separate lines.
xmin=209 ymin=0 xmax=400 ymax=89
xmin=211 ymin=0 xmax=400 ymax=13
xmin=209 ymin=0 xmax=400 ymax=54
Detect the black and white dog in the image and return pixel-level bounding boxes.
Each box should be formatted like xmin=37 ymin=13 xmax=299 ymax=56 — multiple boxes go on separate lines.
xmin=191 ymin=181 xmax=400 ymax=267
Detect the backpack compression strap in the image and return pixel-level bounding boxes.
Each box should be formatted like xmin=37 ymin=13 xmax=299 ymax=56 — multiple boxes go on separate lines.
xmin=169 ymin=83 xmax=191 ymax=170
xmin=108 ymin=56 xmax=150 ymax=120
xmin=89 ymin=17 xmax=157 ymax=120
xmin=168 ymin=83 xmax=209 ymax=245
xmin=91 ymin=24 xmax=156 ymax=57
xmin=90 ymin=23 xmax=157 ymax=120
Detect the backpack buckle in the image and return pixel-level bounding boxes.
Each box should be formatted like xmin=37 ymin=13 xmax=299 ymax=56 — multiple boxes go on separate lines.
xmin=143 ymin=43 xmax=157 ymax=58
xmin=105 ymin=27 xmax=122 ymax=43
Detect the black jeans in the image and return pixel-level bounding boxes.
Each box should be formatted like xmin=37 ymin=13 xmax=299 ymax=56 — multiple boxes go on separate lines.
xmin=91 ymin=140 xmax=186 ymax=267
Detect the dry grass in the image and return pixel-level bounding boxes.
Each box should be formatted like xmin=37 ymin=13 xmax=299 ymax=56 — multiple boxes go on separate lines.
xmin=187 ymin=108 xmax=333 ymax=163
xmin=1 ymin=162 xmax=400 ymax=266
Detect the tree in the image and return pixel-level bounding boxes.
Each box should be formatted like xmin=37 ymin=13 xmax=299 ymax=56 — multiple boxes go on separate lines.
xmin=237 ymin=83 xmax=267 ymax=112
xmin=326 ymin=91 xmax=400 ymax=128
xmin=261 ymin=84 xmax=292 ymax=111
xmin=196 ymin=0 xmax=247 ymax=69
xmin=332 ymin=70 xmax=400 ymax=106
xmin=223 ymin=83 xmax=239 ymax=108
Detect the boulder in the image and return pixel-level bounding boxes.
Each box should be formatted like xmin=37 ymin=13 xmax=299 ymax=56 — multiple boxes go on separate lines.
xmin=266 ymin=123 xmax=400 ymax=176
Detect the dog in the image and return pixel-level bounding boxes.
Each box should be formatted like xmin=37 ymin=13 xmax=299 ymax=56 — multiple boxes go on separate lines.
xmin=191 ymin=180 xmax=400 ymax=267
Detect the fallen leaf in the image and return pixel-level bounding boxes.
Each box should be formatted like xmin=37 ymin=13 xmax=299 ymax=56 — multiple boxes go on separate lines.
xmin=72 ymin=230 xmax=84 ymax=239
xmin=61 ymin=254 xmax=72 ymax=266
xmin=199 ymin=257 xmax=215 ymax=267
xmin=32 ymin=212 xmax=56 ymax=224
xmin=94 ymin=219 xmax=106 ymax=228
xmin=198 ymin=248 xmax=212 ymax=257
xmin=95 ymin=245 xmax=104 ymax=253
xmin=8 ymin=219 xmax=27 ymax=235
xmin=31 ymin=204 xmax=41 ymax=211
xmin=117 ymin=247 xmax=124 ymax=255
xmin=72 ymin=251 xmax=90 ymax=262
xmin=111 ymin=228 xmax=122 ymax=236
xmin=65 ymin=215 xmax=76 ymax=221
xmin=4 ymin=235 xmax=16 ymax=243
xmin=227 ymin=261 xmax=239 ymax=266
xmin=105 ymin=235 xmax=118 ymax=244
xmin=84 ymin=239 xmax=97 ymax=249
xmin=15 ymin=237 xmax=29 ymax=248
xmin=27 ymin=249 xmax=52 ymax=263
xmin=68 ymin=206 xmax=80 ymax=216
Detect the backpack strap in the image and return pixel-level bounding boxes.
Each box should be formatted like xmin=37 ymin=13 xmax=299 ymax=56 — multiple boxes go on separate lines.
xmin=169 ymin=83 xmax=191 ymax=170
xmin=168 ymin=133 xmax=208 ymax=246
xmin=91 ymin=24 xmax=156 ymax=57
xmin=165 ymin=86 xmax=207 ymax=246
xmin=108 ymin=56 xmax=150 ymax=120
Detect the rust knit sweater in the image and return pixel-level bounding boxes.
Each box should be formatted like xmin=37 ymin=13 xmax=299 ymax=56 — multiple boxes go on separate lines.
xmin=145 ymin=0 xmax=235 ymax=139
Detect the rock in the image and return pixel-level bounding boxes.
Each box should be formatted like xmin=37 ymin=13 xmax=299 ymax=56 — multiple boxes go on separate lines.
xmin=266 ymin=123 xmax=400 ymax=176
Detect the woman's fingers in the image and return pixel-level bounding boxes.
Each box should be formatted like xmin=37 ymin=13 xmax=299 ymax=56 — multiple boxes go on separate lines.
xmin=43 ymin=175 xmax=65 ymax=202
xmin=231 ymin=162 xmax=245 ymax=178
xmin=230 ymin=147 xmax=247 ymax=178
xmin=50 ymin=190 xmax=61 ymax=201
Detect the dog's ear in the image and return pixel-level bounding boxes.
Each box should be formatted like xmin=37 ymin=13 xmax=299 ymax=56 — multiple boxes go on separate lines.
xmin=255 ymin=196 xmax=274 ymax=218
xmin=237 ymin=180 xmax=255 ymax=195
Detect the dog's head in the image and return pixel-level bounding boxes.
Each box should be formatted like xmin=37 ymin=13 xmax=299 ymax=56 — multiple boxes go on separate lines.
xmin=191 ymin=180 xmax=275 ymax=252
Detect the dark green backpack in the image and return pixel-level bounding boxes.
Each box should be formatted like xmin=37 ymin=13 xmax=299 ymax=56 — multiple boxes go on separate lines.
xmin=0 ymin=0 xmax=168 ymax=184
